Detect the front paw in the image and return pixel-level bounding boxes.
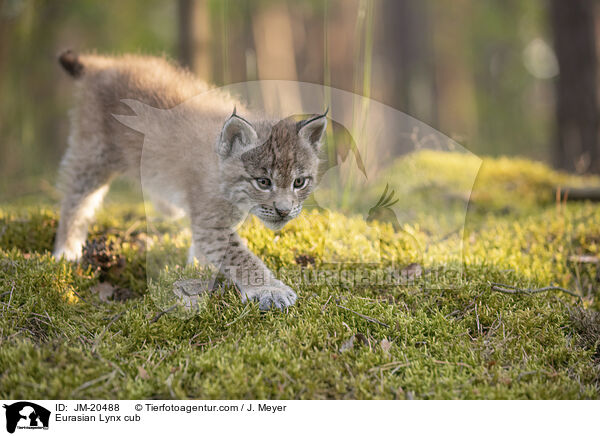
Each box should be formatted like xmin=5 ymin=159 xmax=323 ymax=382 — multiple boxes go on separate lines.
xmin=53 ymin=246 xmax=82 ymax=262
xmin=240 ymin=281 xmax=297 ymax=311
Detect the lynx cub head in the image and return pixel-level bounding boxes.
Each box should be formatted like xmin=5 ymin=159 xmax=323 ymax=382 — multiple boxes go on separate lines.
xmin=217 ymin=110 xmax=327 ymax=230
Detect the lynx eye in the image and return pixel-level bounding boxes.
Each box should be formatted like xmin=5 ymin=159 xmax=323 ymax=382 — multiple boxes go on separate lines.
xmin=254 ymin=177 xmax=272 ymax=191
xmin=293 ymin=177 xmax=308 ymax=189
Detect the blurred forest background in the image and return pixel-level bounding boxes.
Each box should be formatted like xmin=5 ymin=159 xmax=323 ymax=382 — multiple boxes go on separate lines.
xmin=1 ymin=0 xmax=599 ymax=200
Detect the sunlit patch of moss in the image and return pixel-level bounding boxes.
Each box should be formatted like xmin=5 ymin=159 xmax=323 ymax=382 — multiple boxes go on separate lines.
xmin=0 ymin=152 xmax=599 ymax=399
xmin=0 ymin=208 xmax=57 ymax=253
xmin=345 ymin=151 xmax=600 ymax=233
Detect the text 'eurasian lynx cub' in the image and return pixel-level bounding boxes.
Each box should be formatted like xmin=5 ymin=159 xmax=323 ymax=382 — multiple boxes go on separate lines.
xmin=54 ymin=50 xmax=327 ymax=310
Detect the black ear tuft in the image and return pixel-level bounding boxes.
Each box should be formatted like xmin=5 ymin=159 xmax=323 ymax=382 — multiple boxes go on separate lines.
xmin=297 ymin=111 xmax=328 ymax=150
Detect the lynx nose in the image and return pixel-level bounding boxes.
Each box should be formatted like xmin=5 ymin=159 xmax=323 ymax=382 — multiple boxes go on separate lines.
xmin=274 ymin=201 xmax=292 ymax=218
xmin=274 ymin=206 xmax=291 ymax=218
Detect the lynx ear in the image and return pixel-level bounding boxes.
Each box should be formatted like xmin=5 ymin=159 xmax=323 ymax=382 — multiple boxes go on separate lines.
xmin=218 ymin=110 xmax=258 ymax=158
xmin=297 ymin=110 xmax=328 ymax=151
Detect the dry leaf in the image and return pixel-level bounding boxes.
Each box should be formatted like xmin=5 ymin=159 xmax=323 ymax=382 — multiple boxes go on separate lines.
xmin=381 ymin=338 xmax=392 ymax=353
xmin=568 ymin=255 xmax=599 ymax=264
xmin=340 ymin=335 xmax=355 ymax=352
xmin=137 ymin=366 xmax=150 ymax=380
xmin=341 ymin=321 xmax=352 ymax=333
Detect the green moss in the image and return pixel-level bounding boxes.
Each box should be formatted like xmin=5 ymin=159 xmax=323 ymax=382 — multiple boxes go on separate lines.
xmin=1 ymin=152 xmax=599 ymax=399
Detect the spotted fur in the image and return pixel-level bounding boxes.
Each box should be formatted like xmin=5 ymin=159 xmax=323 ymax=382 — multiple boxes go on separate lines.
xmin=54 ymin=51 xmax=326 ymax=310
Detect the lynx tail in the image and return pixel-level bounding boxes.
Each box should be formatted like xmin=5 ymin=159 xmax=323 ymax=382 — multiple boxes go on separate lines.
xmin=58 ymin=49 xmax=84 ymax=78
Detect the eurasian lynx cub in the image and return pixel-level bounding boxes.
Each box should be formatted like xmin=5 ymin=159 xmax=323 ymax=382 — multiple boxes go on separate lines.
xmin=54 ymin=51 xmax=327 ymax=310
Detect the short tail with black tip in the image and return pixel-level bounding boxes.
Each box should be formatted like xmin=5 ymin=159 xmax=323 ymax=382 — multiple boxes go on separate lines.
xmin=58 ymin=49 xmax=84 ymax=78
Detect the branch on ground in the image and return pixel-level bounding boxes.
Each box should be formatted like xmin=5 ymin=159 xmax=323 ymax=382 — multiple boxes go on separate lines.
xmin=557 ymin=186 xmax=600 ymax=202
xmin=490 ymin=282 xmax=582 ymax=303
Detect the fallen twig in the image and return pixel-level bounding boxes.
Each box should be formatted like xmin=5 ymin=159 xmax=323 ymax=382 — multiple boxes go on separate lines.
xmin=91 ymin=311 xmax=125 ymax=353
xmin=71 ymin=289 xmax=102 ymax=308
xmin=557 ymin=186 xmax=600 ymax=202
xmin=71 ymin=370 xmax=117 ymax=396
xmin=432 ymin=359 xmax=472 ymax=368
xmin=0 ymin=283 xmax=15 ymax=315
xmin=224 ymin=304 xmax=251 ymax=327
xmin=517 ymin=370 xmax=538 ymax=381
xmin=321 ymin=295 xmax=332 ymax=313
xmin=490 ymin=282 xmax=582 ymax=303
xmin=335 ymin=304 xmax=390 ymax=327
xmin=149 ymin=304 xmax=177 ymax=324
xmin=369 ymin=361 xmax=411 ymax=372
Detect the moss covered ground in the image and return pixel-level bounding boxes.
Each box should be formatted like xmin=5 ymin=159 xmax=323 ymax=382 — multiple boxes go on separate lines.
xmin=1 ymin=152 xmax=599 ymax=399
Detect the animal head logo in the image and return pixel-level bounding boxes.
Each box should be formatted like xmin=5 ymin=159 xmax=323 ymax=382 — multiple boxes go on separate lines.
xmin=3 ymin=402 xmax=50 ymax=433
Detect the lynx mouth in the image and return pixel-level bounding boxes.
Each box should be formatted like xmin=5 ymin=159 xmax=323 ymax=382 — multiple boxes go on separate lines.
xmin=251 ymin=205 xmax=301 ymax=230
xmin=261 ymin=219 xmax=289 ymax=230
xmin=256 ymin=215 xmax=291 ymax=230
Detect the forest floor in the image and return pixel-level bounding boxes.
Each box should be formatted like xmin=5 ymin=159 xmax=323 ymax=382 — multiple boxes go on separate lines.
xmin=1 ymin=151 xmax=599 ymax=399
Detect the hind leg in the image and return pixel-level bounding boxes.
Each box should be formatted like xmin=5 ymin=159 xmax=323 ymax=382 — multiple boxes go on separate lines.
xmin=152 ymin=195 xmax=186 ymax=220
xmin=53 ymin=142 xmax=113 ymax=261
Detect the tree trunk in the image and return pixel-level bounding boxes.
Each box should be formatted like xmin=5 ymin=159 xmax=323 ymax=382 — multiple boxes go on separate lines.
xmin=382 ymin=0 xmax=438 ymax=129
xmin=550 ymin=0 xmax=599 ymax=173
xmin=178 ymin=0 xmax=212 ymax=81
